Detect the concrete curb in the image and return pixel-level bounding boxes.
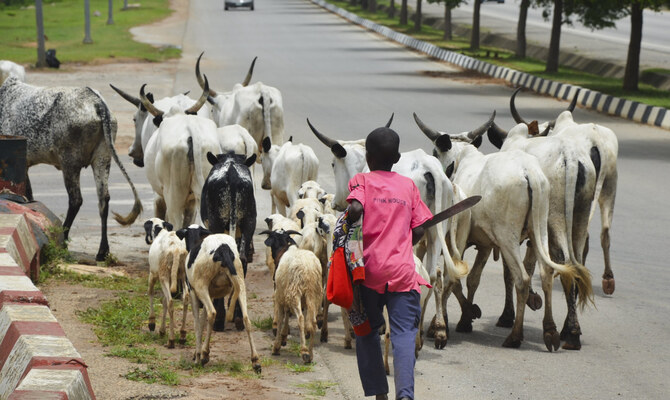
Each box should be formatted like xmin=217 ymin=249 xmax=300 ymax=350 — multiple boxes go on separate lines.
xmin=0 ymin=205 xmax=96 ymax=400
xmin=311 ymin=0 xmax=670 ymax=131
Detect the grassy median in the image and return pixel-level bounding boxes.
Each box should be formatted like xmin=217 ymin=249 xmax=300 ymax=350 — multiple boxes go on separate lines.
xmin=0 ymin=0 xmax=179 ymax=65
xmin=325 ymin=0 xmax=670 ymax=109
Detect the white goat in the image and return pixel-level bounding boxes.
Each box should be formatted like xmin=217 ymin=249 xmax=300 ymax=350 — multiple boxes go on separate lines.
xmin=144 ymin=218 xmax=189 ymax=349
xmin=289 ymin=197 xmax=323 ymax=228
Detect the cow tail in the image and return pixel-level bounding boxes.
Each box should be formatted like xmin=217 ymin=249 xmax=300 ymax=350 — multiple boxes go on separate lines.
xmin=587 ymin=145 xmax=603 ymax=224
xmin=526 ymin=170 xmax=594 ymax=310
xmin=434 ymin=175 xmax=468 ymax=282
xmin=563 ymin=156 xmax=579 ymax=265
xmin=261 ymin=88 xmax=272 ymax=145
xmin=189 ymin=133 xmax=206 ymax=210
xmin=91 ymin=90 xmax=143 ymax=226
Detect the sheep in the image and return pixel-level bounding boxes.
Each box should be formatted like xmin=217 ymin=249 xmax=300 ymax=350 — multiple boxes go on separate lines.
xmin=176 ymin=225 xmax=261 ymax=371
xmin=289 ymin=197 xmax=323 ymax=228
xmin=143 ymin=218 xmax=189 ymax=349
xmin=297 ymin=180 xmax=326 ymax=200
xmin=264 ymin=213 xmax=302 ymax=276
xmin=318 ymin=193 xmax=336 ymax=215
xmin=383 ymin=254 xmax=433 ymax=375
xmin=261 ymin=229 xmax=322 ymax=363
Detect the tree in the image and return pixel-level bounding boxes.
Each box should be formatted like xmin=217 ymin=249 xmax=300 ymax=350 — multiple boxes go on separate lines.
xmin=516 ymin=0 xmax=531 ymax=57
xmin=414 ymin=0 xmax=422 ymax=31
xmin=426 ymin=0 xmax=467 ymax=40
xmin=545 ymin=0 xmax=563 ymax=72
xmin=470 ymin=0 xmax=481 ymax=50
xmin=400 ymin=0 xmax=409 ymax=24
xmin=387 ymin=0 xmax=396 ymax=17
xmin=83 ymin=0 xmax=93 ymax=44
xmin=107 ymin=0 xmax=114 ymax=25
xmin=34 ymin=0 xmax=46 ymax=67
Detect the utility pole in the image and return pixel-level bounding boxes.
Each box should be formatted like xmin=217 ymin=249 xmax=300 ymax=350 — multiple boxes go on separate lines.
xmin=107 ymin=0 xmax=114 ymax=24
xmin=83 ymin=0 xmax=93 ymax=44
xmin=35 ymin=0 xmax=47 ymax=67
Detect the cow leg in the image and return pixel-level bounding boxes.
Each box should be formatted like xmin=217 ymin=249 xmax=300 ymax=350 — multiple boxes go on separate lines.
xmin=147 ymin=272 xmax=157 ymax=331
xmin=154 ymin=196 xmax=167 ymax=220
xmin=496 ymin=261 xmax=515 ymax=328
xmin=230 ymin=275 xmax=261 ymax=372
xmin=456 ymin=248 xmax=490 ymax=332
xmin=183 ymin=196 xmax=197 ymax=227
xmin=600 ymin=173 xmax=617 ymax=295
xmin=320 ymin=296 xmax=330 ymax=343
xmin=190 ymin=292 xmax=202 ymax=363
xmin=179 ymin=290 xmax=189 ymax=345
xmin=523 ymin=242 xmax=543 ymax=311
xmin=500 ymin=249 xmax=530 ymax=348
xmin=201 ymin=293 xmax=216 ymax=366
xmin=91 ymin=157 xmax=111 ymax=261
xmin=560 ymin=282 xmax=582 ymax=350
xmin=212 ymin=297 xmax=226 ymax=332
xmin=61 ymin=167 xmax=84 ymax=243
xmin=539 ymin=263 xmax=560 ymax=352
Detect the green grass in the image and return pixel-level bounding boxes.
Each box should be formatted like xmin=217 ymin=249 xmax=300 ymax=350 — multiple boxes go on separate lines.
xmin=124 ymin=365 xmax=180 ymax=385
xmin=0 ymin=0 xmax=180 ymax=65
xmin=297 ymin=380 xmax=336 ymax=397
xmin=252 ymin=316 xmax=274 ymax=331
xmin=285 ymin=361 xmax=313 ymax=373
xmin=325 ymin=0 xmax=670 ymax=109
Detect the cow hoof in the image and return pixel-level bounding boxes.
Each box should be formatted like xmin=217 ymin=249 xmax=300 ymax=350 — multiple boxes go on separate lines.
xmin=148 ymin=322 xmax=156 ymax=332
xmin=272 ymin=347 xmax=280 ymax=356
xmin=602 ymin=278 xmax=615 ymax=295
xmin=561 ymin=333 xmax=582 ymax=350
xmin=167 ymin=339 xmax=175 ymax=349
xmin=201 ymin=352 xmax=210 ymax=366
xmin=527 ymin=292 xmax=543 ymax=311
xmin=317 ymin=318 xmax=323 ymax=329
xmin=344 ymin=342 xmax=352 ymax=349
xmin=426 ymin=316 xmax=437 ymax=339
xmin=302 ymin=354 xmax=312 ymax=364
xmin=543 ymin=330 xmax=560 ymax=352
xmin=253 ymin=363 xmax=262 ymax=374
xmin=320 ymin=330 xmax=328 ymax=343
xmin=496 ymin=310 xmax=515 ymax=328
xmin=456 ymin=319 xmax=473 ymax=333
xmin=281 ymin=335 xmax=287 ymax=347
xmin=434 ymin=333 xmax=447 ymax=349
xmin=213 ymin=322 xmax=225 ymax=332
xmin=502 ymin=335 xmax=522 ymax=348
xmin=349 ymin=329 xmax=356 ymax=339
xmin=235 ymin=317 xmax=245 ymax=331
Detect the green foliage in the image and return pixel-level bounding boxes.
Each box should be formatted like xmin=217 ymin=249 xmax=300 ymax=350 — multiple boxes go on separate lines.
xmin=285 ymin=361 xmax=314 ymax=373
xmin=0 ymin=0 xmax=180 ymax=64
xmin=124 ymin=365 xmax=180 ymax=386
xmin=107 ymin=346 xmax=159 ymax=364
xmin=252 ymin=316 xmax=274 ymax=331
xmin=297 ymin=381 xmax=336 ymax=397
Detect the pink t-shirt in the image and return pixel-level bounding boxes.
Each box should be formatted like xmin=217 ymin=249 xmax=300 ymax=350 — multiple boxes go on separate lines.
xmin=347 ymin=170 xmax=432 ymax=294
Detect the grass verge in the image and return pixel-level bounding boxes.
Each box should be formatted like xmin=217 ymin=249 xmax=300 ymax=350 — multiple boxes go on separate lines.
xmin=324 ymin=0 xmax=670 ymax=109
xmin=297 ymin=380 xmax=336 ymax=397
xmin=0 ymin=0 xmax=180 ymax=65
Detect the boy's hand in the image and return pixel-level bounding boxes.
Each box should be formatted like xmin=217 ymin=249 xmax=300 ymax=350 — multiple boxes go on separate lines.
xmin=347 ymin=199 xmax=363 ymax=224
xmin=411 ymin=226 xmax=425 ymax=245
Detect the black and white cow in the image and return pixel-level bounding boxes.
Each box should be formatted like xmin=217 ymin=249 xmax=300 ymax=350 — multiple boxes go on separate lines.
xmin=0 ymin=76 xmax=142 ymax=261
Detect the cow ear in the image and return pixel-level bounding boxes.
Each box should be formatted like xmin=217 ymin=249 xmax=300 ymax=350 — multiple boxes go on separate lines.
xmin=176 ymin=228 xmax=187 ymax=241
xmin=297 ymin=188 xmax=305 ymax=199
xmin=445 ymin=161 xmax=455 ymax=179
xmin=264 ymin=217 xmax=273 ymax=229
xmin=471 ymin=135 xmax=483 ymax=148
xmin=164 ymin=222 xmax=173 ymax=232
xmin=152 ymin=115 xmax=163 ymax=128
xmin=435 ymin=134 xmax=452 ymax=152
xmin=245 ymin=154 xmax=257 ymax=167
xmin=262 ymin=137 xmax=272 ymax=153
xmin=199 ymin=228 xmax=212 ymax=238
xmin=207 ymin=152 xmax=218 ymax=166
xmin=143 ymin=220 xmax=153 ymax=245
xmin=288 ymin=136 xmax=293 ymax=142
xmin=332 ymin=143 xmax=347 ymax=159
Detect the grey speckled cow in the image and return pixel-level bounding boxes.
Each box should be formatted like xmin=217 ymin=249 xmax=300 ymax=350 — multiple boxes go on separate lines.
xmin=0 ymin=76 xmax=142 ymax=261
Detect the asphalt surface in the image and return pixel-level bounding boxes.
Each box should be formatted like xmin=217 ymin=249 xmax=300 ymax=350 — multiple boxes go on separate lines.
xmin=27 ymin=0 xmax=670 ymax=398
xmin=422 ymin=0 xmax=670 ymax=71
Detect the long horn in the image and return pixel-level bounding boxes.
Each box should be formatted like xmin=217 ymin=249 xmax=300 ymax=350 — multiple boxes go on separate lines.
xmin=510 ymin=87 xmax=527 ymax=124
xmin=385 ymin=113 xmax=394 ymax=128
xmin=487 ymin=121 xmax=508 ymax=149
xmin=413 ymin=112 xmax=442 ymax=142
xmin=306 ymin=118 xmax=339 ymax=148
xmin=110 ymin=84 xmax=141 ymax=108
xmin=539 ymin=123 xmax=552 ymax=136
xmin=139 ymin=84 xmax=164 ymax=117
xmin=467 ymin=110 xmax=497 ymax=139
xmin=185 ymin=75 xmax=209 ymax=115
xmin=242 ymin=56 xmax=257 ymax=87
xmin=568 ymin=88 xmax=581 ymax=112
xmin=195 ymin=52 xmax=218 ymax=97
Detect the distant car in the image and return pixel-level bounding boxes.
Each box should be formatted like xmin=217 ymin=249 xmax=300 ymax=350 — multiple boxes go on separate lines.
xmin=225 ymin=0 xmax=254 ymax=10
xmin=481 ymin=0 xmax=504 ymax=3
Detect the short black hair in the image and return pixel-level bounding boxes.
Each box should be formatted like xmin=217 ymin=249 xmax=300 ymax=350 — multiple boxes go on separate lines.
xmin=365 ymin=127 xmax=400 ymax=165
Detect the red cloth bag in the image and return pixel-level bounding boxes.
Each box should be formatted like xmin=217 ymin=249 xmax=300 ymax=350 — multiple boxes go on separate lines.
xmin=326 ymin=247 xmax=353 ymax=309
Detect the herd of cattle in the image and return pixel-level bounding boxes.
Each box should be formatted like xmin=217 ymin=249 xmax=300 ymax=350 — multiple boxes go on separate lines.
xmin=0 ymin=55 xmax=618 ymax=372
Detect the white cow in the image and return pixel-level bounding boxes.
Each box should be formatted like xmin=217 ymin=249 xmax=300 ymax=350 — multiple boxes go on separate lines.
xmin=307 ymin=117 xmax=467 ymax=349
xmin=415 ymin=112 xmax=593 ymax=351
xmin=263 ymin=138 xmax=319 ymax=214
xmin=140 ymin=81 xmax=221 ymax=228
xmin=0 ymin=60 xmax=25 ymax=84
xmin=110 ymin=84 xmax=211 ymax=167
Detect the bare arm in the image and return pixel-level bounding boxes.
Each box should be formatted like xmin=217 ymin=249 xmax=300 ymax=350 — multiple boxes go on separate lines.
xmin=346 ymin=199 xmax=363 ymax=224
xmin=411 ymin=226 xmax=425 ymax=246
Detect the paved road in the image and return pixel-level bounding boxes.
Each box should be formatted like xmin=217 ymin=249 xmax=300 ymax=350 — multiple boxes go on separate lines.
xmin=29 ymin=0 xmax=670 ymax=398
xmin=423 ymin=1 xmax=670 ymax=70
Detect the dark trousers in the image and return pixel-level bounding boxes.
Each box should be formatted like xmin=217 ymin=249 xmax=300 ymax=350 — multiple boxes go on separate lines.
xmin=355 ymin=285 xmax=421 ymax=399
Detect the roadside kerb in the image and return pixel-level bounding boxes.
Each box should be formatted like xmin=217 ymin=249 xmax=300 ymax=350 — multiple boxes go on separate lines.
xmin=0 ymin=207 xmax=95 ymax=399
xmin=310 ymin=0 xmax=670 ymax=131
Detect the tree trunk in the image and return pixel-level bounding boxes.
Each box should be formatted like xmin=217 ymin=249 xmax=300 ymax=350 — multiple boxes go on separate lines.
xmin=545 ymin=0 xmax=563 ymax=73
xmin=471 ymin=0 xmax=481 ymax=50
xmin=83 ymin=0 xmax=93 ymax=44
xmin=414 ymin=0 xmax=422 ymax=31
xmin=443 ymin=4 xmax=452 ymax=41
xmin=516 ymin=0 xmax=530 ymax=58
xmin=368 ymin=0 xmax=376 ymax=12
xmin=35 ymin=0 xmax=46 ymax=67
xmin=123 ymin=0 xmax=128 ymax=10
xmin=388 ymin=0 xmax=395 ymax=17
xmin=623 ymin=2 xmax=643 ymax=91
xmin=107 ymin=0 xmax=114 ymax=25
xmin=400 ymin=0 xmax=408 ymax=25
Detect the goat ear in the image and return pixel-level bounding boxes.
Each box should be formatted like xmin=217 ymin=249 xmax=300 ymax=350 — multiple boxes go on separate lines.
xmin=152 ymin=115 xmax=163 ymax=128
xmin=319 ymin=196 xmax=326 ymax=204
xmin=445 ymin=161 xmax=455 ymax=179
xmin=176 ymin=228 xmax=187 ymax=241
xmin=332 ymin=143 xmax=347 ymax=159
xmin=264 ymin=218 xmax=273 ymax=230
xmin=207 ymin=152 xmax=218 ymax=166
xmin=435 ymin=134 xmax=452 ymax=152
xmin=288 ymin=136 xmax=293 ymax=142
xmin=164 ymin=222 xmax=173 ymax=232
xmin=143 ymin=220 xmax=153 ymax=245
xmin=245 ymin=153 xmax=257 ymax=167
xmin=262 ymin=137 xmax=271 ymax=153
xmin=471 ymin=135 xmax=483 ymax=148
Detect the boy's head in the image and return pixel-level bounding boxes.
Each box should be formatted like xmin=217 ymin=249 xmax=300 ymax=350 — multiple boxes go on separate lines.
xmin=365 ymin=127 xmax=400 ymax=171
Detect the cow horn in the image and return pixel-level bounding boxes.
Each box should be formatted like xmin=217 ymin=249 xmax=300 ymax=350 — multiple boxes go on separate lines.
xmin=195 ymin=52 xmax=218 ymax=97
xmin=259 ymin=230 xmax=273 ymax=235
xmin=385 ymin=113 xmax=394 ymax=128
xmin=139 ymin=84 xmax=164 ymax=117
xmin=284 ymin=230 xmax=303 ymax=236
xmin=110 ymin=84 xmax=141 ymax=108
xmin=242 ymin=56 xmax=257 ymax=87
xmin=413 ymin=112 xmax=442 ymax=142
xmin=467 ymin=110 xmax=496 ymax=140
xmin=510 ymin=87 xmax=527 ymax=124
xmin=185 ymin=75 xmax=209 ymax=115
xmin=539 ymin=123 xmax=552 ymax=137
xmin=487 ymin=121 xmax=508 ymax=149
xmin=568 ymin=88 xmax=581 ymax=112
xmin=307 ymin=118 xmax=339 ymax=148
